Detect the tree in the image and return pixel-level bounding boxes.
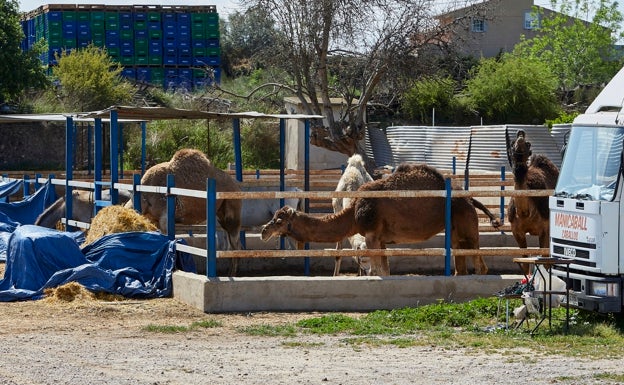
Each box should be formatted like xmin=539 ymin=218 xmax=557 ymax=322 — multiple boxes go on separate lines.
xmin=463 ymin=55 xmax=560 ymax=124
xmin=53 ymin=45 xmax=133 ymax=111
xmin=513 ymin=0 xmax=624 ymax=105
xmin=402 ymin=76 xmax=460 ymax=125
xmin=220 ymin=6 xmax=279 ymax=77
xmin=0 ymin=0 xmax=48 ymax=103
xmin=226 ymin=0 xmax=495 ymax=167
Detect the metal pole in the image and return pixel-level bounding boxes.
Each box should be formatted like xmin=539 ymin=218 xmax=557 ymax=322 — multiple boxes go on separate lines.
xmin=166 ymin=174 xmax=175 ymax=240
xmin=141 ymin=121 xmax=146 ymax=175
xmin=304 ymin=119 xmax=310 ymax=276
xmin=500 ymin=166 xmax=506 ymax=234
xmin=207 ymin=178 xmax=217 ymax=277
xmin=65 ymin=116 xmax=74 ymax=231
xmin=444 ymin=178 xmax=452 ymax=276
xmin=109 ymin=110 xmax=119 ymax=204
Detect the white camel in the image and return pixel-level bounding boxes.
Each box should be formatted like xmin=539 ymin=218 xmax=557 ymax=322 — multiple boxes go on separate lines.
xmin=332 ymin=154 xmax=374 ymax=276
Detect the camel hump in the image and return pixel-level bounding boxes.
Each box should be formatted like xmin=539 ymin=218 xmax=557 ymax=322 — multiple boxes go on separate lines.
xmin=530 ymin=154 xmax=560 ymax=186
xmin=170 ymin=148 xmax=212 ymax=168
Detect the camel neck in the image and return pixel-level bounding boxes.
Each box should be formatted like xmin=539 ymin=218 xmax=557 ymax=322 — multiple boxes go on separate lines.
xmin=287 ymin=206 xmax=358 ymax=244
xmin=513 ymin=162 xmax=529 ymax=189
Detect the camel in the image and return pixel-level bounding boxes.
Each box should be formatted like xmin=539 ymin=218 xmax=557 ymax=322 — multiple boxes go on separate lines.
xmin=506 ymin=129 xmax=559 ymax=273
xmin=35 ymin=189 xmax=132 ymax=229
xmin=124 ymin=148 xmax=243 ymax=275
xmin=332 ymin=154 xmax=374 ymax=276
xmin=261 ymin=163 xmax=501 ymax=276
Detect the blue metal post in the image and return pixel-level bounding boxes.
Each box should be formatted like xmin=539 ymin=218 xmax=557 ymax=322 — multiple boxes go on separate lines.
xmin=34 ymin=173 xmax=41 ymax=191
xmin=304 ymin=119 xmax=310 ymax=276
xmin=87 ymin=123 xmax=92 ymax=175
xmin=141 ymin=121 xmax=147 ymax=175
xmin=119 ymin=123 xmax=124 ymax=179
xmin=166 ymin=174 xmax=175 ymax=240
xmin=132 ymin=174 xmax=141 ymax=212
xmin=500 ymin=166 xmax=506 ymax=234
xmin=65 ymin=116 xmax=74 ymax=231
xmin=109 ymin=110 xmax=119 ymax=204
xmin=232 ymin=118 xmax=243 ymax=183
xmin=23 ymin=175 xmax=30 ymax=197
xmin=279 ymin=119 xmax=286 ymax=250
xmin=444 ymin=178 xmax=452 ymax=276
xmin=206 ymin=178 xmax=217 ymax=277
xmin=94 ymin=118 xmax=103 ymax=212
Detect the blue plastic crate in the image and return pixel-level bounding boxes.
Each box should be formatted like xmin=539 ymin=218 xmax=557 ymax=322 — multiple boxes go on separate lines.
xmin=192 ymin=40 xmax=206 ymax=48
xmin=121 ymin=47 xmax=134 ymax=56
xmin=134 ymin=12 xmax=147 ymax=21
xmin=163 ymin=55 xmax=177 ymax=66
xmin=105 ymin=30 xmax=119 ymax=39
xmin=178 ymin=56 xmax=191 ymax=66
xmin=136 ymin=67 xmax=151 ymax=81
xmin=134 ymin=29 xmax=148 ymax=38
xmin=121 ymin=68 xmax=136 ymax=79
xmin=47 ymin=11 xmax=63 ymax=21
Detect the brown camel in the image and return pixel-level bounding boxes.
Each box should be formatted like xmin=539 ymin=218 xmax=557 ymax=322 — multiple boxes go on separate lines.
xmin=332 ymin=154 xmax=374 ymax=276
xmin=506 ymin=129 xmax=559 ymax=273
xmin=125 ymin=148 xmax=243 ymax=275
xmin=261 ymin=163 xmax=501 ymax=276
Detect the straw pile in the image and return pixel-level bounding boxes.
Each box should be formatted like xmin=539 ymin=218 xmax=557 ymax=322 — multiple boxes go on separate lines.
xmin=43 ymin=282 xmax=95 ymax=303
xmin=82 ymin=205 xmax=158 ymax=246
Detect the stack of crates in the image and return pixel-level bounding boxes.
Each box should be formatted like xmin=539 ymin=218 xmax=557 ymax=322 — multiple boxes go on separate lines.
xmin=20 ymin=4 xmax=221 ymax=90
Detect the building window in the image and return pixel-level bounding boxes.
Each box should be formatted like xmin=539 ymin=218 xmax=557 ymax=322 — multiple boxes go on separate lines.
xmin=524 ymin=11 xmax=540 ymax=29
xmin=472 ymin=18 xmax=485 ymax=32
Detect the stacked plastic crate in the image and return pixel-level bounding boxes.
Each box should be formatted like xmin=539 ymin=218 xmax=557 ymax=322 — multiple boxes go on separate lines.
xmin=20 ymin=4 xmax=221 ymax=90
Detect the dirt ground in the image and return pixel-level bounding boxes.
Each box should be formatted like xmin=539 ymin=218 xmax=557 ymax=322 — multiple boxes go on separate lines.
xmin=1 ymin=262 xmax=623 ymax=385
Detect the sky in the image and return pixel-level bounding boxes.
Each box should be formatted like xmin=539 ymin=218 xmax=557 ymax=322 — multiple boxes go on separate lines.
xmin=18 ymin=0 xmax=244 ymax=17
xmin=18 ymin=0 xmax=624 ymax=20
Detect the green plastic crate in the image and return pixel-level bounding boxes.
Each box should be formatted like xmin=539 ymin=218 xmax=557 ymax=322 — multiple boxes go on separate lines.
xmin=134 ymin=20 xmax=147 ymax=30
xmin=62 ymin=38 xmax=76 ymax=48
xmin=120 ymin=30 xmax=133 ymax=39
xmin=120 ymin=55 xmax=134 ymax=65
xmin=148 ymin=12 xmax=161 ymax=22
xmin=91 ymin=11 xmax=105 ymax=21
xmin=62 ymin=11 xmax=76 ymax=21
xmin=135 ymin=55 xmax=148 ymax=65
xmin=149 ymin=30 xmax=162 ymax=39
xmin=77 ymin=12 xmax=90 ymax=21
xmin=149 ymin=55 xmax=162 ymax=65
xmin=107 ymin=47 xmax=120 ymax=56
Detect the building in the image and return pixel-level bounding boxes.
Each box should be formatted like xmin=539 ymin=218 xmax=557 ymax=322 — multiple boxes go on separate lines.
xmin=435 ymin=0 xmax=559 ymax=58
xmin=20 ymin=4 xmax=221 ymax=90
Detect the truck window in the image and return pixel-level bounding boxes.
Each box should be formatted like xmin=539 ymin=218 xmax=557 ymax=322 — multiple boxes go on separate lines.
xmin=555 ymin=126 xmax=624 ymax=201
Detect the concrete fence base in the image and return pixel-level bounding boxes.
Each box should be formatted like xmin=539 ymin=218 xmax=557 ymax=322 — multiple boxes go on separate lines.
xmin=172 ymin=271 xmax=523 ymax=313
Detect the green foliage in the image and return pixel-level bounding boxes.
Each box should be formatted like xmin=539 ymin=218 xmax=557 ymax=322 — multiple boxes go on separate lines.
xmin=463 ymin=55 xmax=560 ymax=124
xmin=0 ymin=0 xmax=48 ymax=102
xmin=53 ymin=45 xmax=133 ymax=111
xmin=513 ymin=0 xmax=624 ymax=96
xmin=545 ymin=110 xmax=580 ymax=128
xmin=402 ymin=76 xmax=460 ymax=125
xmin=220 ymin=6 xmax=278 ymax=77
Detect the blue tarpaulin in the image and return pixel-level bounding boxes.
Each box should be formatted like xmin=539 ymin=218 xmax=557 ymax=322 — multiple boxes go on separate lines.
xmin=0 ymin=181 xmax=57 ymax=225
xmin=0 ymin=181 xmax=58 ymax=262
xmin=0 ymin=225 xmax=195 ymax=301
xmin=0 ymin=179 xmax=23 ymax=202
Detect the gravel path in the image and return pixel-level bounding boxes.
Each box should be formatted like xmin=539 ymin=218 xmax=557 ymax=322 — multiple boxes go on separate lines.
xmin=0 ymin=263 xmax=623 ymax=384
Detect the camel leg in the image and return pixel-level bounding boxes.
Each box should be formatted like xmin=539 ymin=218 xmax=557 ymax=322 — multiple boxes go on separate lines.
xmin=538 ymin=229 xmax=550 ymax=258
xmin=226 ymin=230 xmax=243 ymax=277
xmin=334 ymin=241 xmax=342 ymax=276
xmin=512 ymin=230 xmax=531 ymax=275
xmin=365 ymin=236 xmax=390 ymax=276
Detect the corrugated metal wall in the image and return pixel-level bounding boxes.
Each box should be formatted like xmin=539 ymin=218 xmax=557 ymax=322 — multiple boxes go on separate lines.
xmin=366 ymin=124 xmax=569 ymax=173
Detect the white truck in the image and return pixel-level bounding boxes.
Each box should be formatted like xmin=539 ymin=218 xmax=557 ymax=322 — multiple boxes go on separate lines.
xmin=550 ymin=65 xmax=624 ymax=313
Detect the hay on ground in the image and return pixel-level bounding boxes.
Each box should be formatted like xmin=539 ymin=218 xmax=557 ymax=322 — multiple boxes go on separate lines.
xmin=82 ymin=205 xmax=158 ymax=246
xmin=44 ymin=282 xmax=95 ymax=303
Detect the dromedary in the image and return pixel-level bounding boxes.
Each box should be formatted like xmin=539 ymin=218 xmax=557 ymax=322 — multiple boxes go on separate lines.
xmin=332 ymin=154 xmax=373 ymax=276
xmin=35 ymin=189 xmax=132 ymax=229
xmin=506 ymin=129 xmax=559 ymax=273
xmin=261 ymin=163 xmax=501 ymax=276
xmin=125 ymin=148 xmax=243 ymax=275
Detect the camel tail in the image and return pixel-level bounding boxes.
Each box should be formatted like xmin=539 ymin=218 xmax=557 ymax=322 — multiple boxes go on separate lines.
xmin=470 ymin=198 xmax=501 ymax=229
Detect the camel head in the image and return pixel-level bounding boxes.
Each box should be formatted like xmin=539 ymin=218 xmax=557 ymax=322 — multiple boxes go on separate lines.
xmin=260 ymin=206 xmax=297 ymax=241
xmin=508 ymin=129 xmax=532 ymax=166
